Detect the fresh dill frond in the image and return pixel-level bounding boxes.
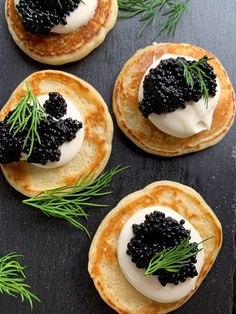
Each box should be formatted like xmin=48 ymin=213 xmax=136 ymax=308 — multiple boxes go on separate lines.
xmin=118 ymin=0 xmax=191 ymax=36
xmin=0 ymin=252 xmax=40 ymax=309
xmin=144 ymin=236 xmax=210 ymax=275
xmin=159 ymin=0 xmax=189 ymax=35
xmin=177 ymin=55 xmax=213 ymax=106
xmin=23 ymin=165 xmax=129 ymax=237
xmin=57 ymin=0 xmax=63 ymax=8
xmin=6 ymin=83 xmax=47 ymax=157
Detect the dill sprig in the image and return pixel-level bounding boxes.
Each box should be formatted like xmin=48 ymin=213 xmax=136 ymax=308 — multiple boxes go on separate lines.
xmin=57 ymin=0 xmax=83 ymax=8
xmin=118 ymin=0 xmax=191 ymax=36
xmin=23 ymin=165 xmax=128 ymax=237
xmin=57 ymin=0 xmax=63 ymax=8
xmin=0 ymin=252 xmax=40 ymax=309
xmin=144 ymin=236 xmax=210 ymax=275
xmin=6 ymin=83 xmax=47 ymax=157
xmin=159 ymin=0 xmax=190 ymax=35
xmin=177 ymin=56 xmax=212 ymax=106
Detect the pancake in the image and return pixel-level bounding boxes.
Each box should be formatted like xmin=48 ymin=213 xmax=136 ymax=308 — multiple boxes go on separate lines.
xmin=5 ymin=0 xmax=118 ymax=65
xmin=113 ymin=43 xmax=236 ymax=156
xmin=0 ymin=70 xmax=113 ymax=197
xmin=88 ymin=181 xmax=222 ymax=314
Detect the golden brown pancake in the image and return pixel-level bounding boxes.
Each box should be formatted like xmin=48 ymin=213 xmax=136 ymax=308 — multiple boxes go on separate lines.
xmin=0 ymin=70 xmax=113 ymax=197
xmin=113 ymin=43 xmax=236 ymax=156
xmin=88 ymin=181 xmax=222 ymax=314
xmin=5 ymin=0 xmax=118 ymax=65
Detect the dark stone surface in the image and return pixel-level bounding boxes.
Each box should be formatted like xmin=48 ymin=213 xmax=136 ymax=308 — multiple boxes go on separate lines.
xmin=0 ymin=1 xmax=235 ymax=313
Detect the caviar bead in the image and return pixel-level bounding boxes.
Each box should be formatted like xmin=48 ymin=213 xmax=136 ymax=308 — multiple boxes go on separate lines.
xmin=139 ymin=57 xmax=217 ymax=117
xmin=127 ymin=211 xmax=198 ymax=286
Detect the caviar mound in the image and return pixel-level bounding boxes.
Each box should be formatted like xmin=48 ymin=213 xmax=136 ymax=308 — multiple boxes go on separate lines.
xmin=5 ymin=0 xmax=118 ymax=65
xmin=27 ymin=116 xmax=82 ymax=165
xmin=113 ymin=43 xmax=236 ymax=156
xmin=0 ymin=70 xmax=113 ymax=197
xmin=139 ymin=57 xmax=217 ymax=117
xmin=44 ymin=92 xmax=67 ymax=119
xmin=17 ymin=0 xmax=81 ymax=34
xmin=88 ymin=181 xmax=222 ymax=314
xmin=127 ymin=211 xmax=199 ymax=286
xmin=0 ymin=93 xmax=82 ymax=165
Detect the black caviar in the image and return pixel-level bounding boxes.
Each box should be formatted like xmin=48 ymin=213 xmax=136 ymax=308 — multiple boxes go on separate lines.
xmin=127 ymin=211 xmax=198 ymax=286
xmin=16 ymin=0 xmax=81 ymax=34
xmin=139 ymin=57 xmax=217 ymax=117
xmin=0 ymin=121 xmax=22 ymax=163
xmin=44 ymin=92 xmax=67 ymax=119
xmin=0 ymin=93 xmax=83 ymax=165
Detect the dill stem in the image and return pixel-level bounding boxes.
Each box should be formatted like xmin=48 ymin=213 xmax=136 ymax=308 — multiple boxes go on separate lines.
xmin=22 ymin=165 xmax=129 ymax=235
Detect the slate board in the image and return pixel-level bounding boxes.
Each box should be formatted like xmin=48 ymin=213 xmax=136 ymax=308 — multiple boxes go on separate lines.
xmin=0 ymin=1 xmax=235 ymax=314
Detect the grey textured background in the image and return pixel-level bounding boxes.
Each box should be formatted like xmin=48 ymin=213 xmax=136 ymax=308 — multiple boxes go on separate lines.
xmin=0 ymin=1 xmax=235 ymax=313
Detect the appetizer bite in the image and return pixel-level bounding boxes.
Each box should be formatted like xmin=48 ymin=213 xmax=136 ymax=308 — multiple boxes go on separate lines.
xmin=88 ymin=181 xmax=222 ymax=313
xmin=0 ymin=70 xmax=113 ymax=196
xmin=5 ymin=0 xmax=118 ymax=64
xmin=113 ymin=43 xmax=235 ymax=156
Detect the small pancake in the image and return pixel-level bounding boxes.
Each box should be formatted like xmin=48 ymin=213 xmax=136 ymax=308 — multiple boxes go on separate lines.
xmin=113 ymin=43 xmax=236 ymax=156
xmin=5 ymin=0 xmax=118 ymax=65
xmin=88 ymin=181 xmax=222 ymax=314
xmin=0 ymin=70 xmax=113 ymax=197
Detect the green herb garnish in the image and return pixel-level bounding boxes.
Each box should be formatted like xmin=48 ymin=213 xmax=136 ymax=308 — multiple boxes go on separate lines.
xmin=6 ymin=83 xmax=47 ymax=157
xmin=118 ymin=0 xmax=191 ymax=36
xmin=57 ymin=0 xmax=83 ymax=8
xmin=144 ymin=236 xmax=210 ymax=275
xmin=177 ymin=56 xmax=212 ymax=106
xmin=159 ymin=0 xmax=190 ymax=35
xmin=57 ymin=0 xmax=63 ymax=8
xmin=23 ymin=165 xmax=128 ymax=237
xmin=0 ymin=252 xmax=40 ymax=309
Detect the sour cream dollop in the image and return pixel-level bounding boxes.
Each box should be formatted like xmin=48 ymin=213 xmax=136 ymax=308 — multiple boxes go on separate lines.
xmin=20 ymin=94 xmax=84 ymax=169
xmin=14 ymin=0 xmax=98 ymax=34
xmin=117 ymin=206 xmax=204 ymax=303
xmin=138 ymin=54 xmax=221 ymax=138
xmin=52 ymin=0 xmax=98 ymax=34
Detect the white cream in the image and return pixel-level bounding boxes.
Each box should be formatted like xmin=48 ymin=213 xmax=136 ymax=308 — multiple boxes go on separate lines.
xmin=14 ymin=0 xmax=98 ymax=34
xmin=20 ymin=95 xmax=84 ymax=169
xmin=52 ymin=0 xmax=98 ymax=34
xmin=117 ymin=206 xmax=204 ymax=303
xmin=138 ymin=54 xmax=221 ymax=138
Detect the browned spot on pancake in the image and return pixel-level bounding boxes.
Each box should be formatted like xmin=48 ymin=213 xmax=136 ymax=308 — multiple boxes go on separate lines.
xmin=2 ymin=163 xmax=37 ymax=195
xmin=1 ymin=162 xmax=30 ymax=192
xmin=113 ymin=43 xmax=236 ymax=156
xmin=88 ymin=181 xmax=222 ymax=314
